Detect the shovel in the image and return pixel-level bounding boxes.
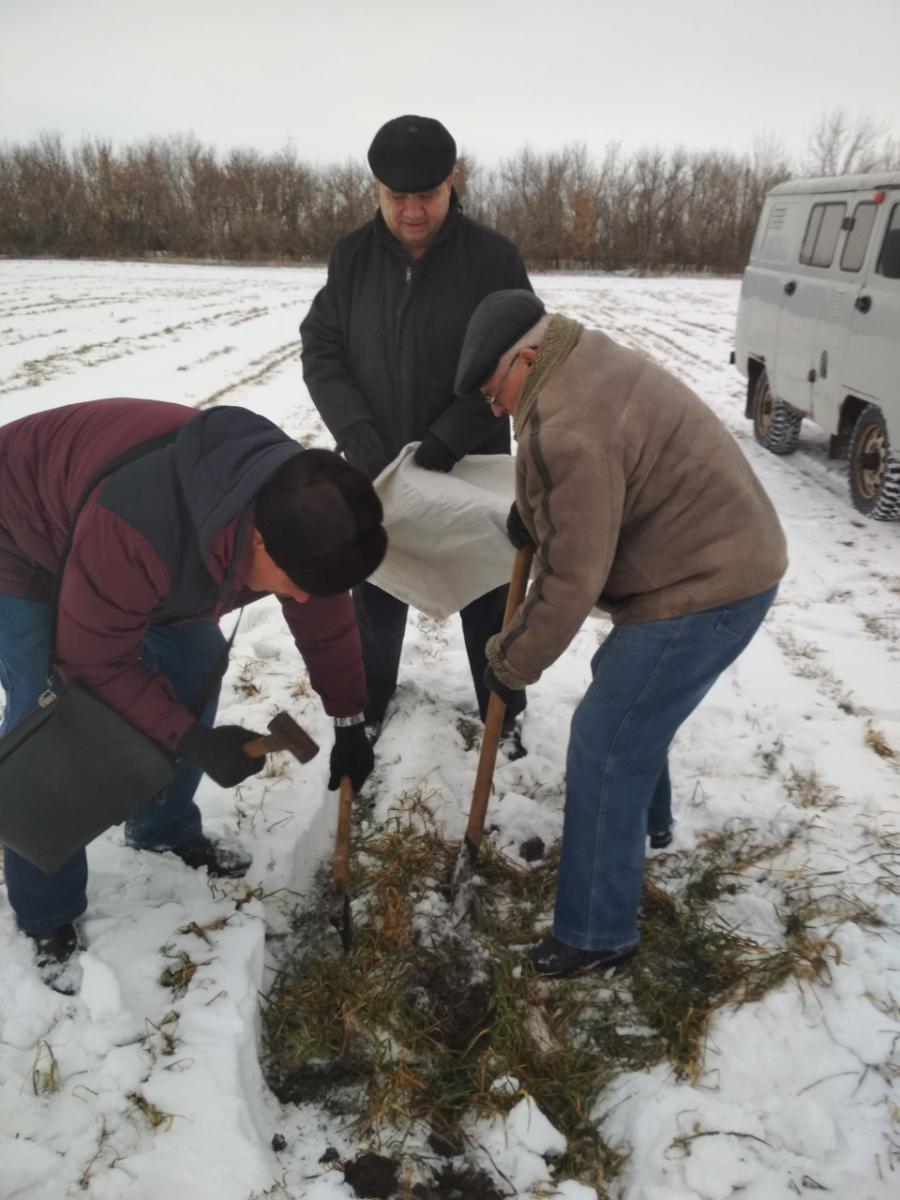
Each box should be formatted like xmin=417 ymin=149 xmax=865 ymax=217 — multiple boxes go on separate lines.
xmin=450 ymin=543 xmax=534 ymax=915
xmin=329 ymin=776 xmax=354 ymax=953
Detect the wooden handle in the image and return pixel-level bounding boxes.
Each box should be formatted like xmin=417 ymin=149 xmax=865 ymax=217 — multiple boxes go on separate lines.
xmin=332 ymin=776 xmax=353 ymax=892
xmin=243 ymin=733 xmax=279 ymax=758
xmin=464 ymin=544 xmax=534 ymax=850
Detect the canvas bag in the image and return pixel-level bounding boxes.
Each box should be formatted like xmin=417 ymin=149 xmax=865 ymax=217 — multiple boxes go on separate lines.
xmin=0 ymin=683 xmax=176 ymax=874
xmin=0 ymin=432 xmax=183 ymax=875
xmin=367 ymin=445 xmax=517 ymax=620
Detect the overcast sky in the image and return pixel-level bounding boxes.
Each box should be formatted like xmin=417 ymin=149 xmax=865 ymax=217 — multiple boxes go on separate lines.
xmin=1 ymin=0 xmax=898 ymax=169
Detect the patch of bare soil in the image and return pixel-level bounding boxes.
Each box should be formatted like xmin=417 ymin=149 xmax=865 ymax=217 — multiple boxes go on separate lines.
xmin=344 ymin=1151 xmax=400 ymax=1199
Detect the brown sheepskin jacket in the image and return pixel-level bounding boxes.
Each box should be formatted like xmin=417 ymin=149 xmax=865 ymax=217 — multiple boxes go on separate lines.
xmin=487 ymin=318 xmax=788 ymax=690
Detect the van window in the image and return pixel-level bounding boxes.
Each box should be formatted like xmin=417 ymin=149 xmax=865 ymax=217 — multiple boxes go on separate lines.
xmin=840 ymin=202 xmax=877 ymax=272
xmin=876 ymin=204 xmax=900 ymax=279
xmin=759 ymin=204 xmax=793 ymax=262
xmin=799 ymin=202 xmax=846 ymax=267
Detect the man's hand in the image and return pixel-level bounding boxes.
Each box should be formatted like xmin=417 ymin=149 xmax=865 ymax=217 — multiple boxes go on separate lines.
xmin=483 ymin=664 xmax=521 ymax=708
xmin=178 ymin=723 xmax=265 ymax=788
xmin=341 ymin=421 xmax=389 ymax=480
xmin=414 ymin=433 xmax=458 ymax=473
xmin=328 ymin=723 xmax=374 ymax=791
xmin=506 ymin=502 xmax=534 ymax=549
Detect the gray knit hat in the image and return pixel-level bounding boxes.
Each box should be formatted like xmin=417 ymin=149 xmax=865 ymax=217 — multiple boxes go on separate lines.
xmin=454 ymin=290 xmax=546 ymax=395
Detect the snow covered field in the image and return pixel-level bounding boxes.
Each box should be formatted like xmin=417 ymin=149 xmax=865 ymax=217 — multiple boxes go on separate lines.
xmin=0 ymin=259 xmax=898 ymax=1200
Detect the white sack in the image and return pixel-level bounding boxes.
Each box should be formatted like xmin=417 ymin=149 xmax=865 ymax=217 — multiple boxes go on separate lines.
xmin=368 ymin=443 xmax=517 ymax=620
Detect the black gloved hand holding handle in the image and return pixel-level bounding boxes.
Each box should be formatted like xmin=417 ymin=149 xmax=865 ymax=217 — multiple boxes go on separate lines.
xmin=178 ymin=723 xmax=266 ymax=788
xmin=483 ymin=664 xmax=521 ymax=709
xmin=506 ymin=502 xmax=534 ymax=549
xmin=328 ymin=723 xmax=374 ymax=791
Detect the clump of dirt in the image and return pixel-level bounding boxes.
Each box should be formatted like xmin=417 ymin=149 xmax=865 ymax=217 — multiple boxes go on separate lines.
xmin=426 ymin=1126 xmax=465 ymax=1158
xmin=519 ymin=836 xmax=545 ymax=862
xmin=415 ymin=1165 xmax=504 ymax=1200
xmin=343 ymin=1151 xmax=399 ymax=1199
xmin=268 ymin=1058 xmax=367 ymax=1113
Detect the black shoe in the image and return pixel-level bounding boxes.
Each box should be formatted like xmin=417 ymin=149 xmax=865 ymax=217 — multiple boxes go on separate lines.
xmin=168 ymin=834 xmax=252 ymax=879
xmin=27 ymin=923 xmax=82 ymax=994
xmin=524 ymin=934 xmax=637 ymax=979
xmin=648 ymin=827 xmax=673 ymax=849
xmin=501 ymin=720 xmax=527 ymax=761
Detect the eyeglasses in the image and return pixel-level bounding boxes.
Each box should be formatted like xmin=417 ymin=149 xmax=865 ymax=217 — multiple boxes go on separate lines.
xmin=482 ymin=352 xmax=520 ymax=407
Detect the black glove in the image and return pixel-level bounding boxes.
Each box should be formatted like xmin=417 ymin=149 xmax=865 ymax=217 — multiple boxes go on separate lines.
xmin=483 ymin=665 xmax=521 ymax=709
xmin=506 ymin=502 xmax=534 ymax=549
xmin=413 ymin=433 xmax=458 ymax=473
xmin=178 ymin=723 xmax=265 ymax=788
xmin=341 ymin=421 xmax=388 ymax=481
xmin=328 ymin=723 xmax=374 ymax=791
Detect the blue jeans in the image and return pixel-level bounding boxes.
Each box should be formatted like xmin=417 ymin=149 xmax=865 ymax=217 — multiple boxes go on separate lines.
xmin=0 ymin=595 xmax=225 ymax=934
xmin=554 ymin=586 xmax=778 ymax=952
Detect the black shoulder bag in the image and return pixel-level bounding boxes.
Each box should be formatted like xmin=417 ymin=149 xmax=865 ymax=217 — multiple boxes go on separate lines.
xmin=0 ymin=432 xmax=183 ymax=875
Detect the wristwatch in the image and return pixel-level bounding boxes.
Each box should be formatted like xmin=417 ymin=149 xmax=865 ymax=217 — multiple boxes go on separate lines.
xmin=333 ymin=713 xmax=366 ymax=727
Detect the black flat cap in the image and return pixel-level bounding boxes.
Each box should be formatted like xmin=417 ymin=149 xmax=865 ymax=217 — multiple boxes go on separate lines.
xmin=455 ymin=290 xmax=546 ymax=395
xmin=368 ymin=115 xmax=456 ymax=191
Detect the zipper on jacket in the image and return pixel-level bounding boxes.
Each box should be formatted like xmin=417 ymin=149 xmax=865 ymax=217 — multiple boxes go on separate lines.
xmin=394 ymin=262 xmax=415 ymax=452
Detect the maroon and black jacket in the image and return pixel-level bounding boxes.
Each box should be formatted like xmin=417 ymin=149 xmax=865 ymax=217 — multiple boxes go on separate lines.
xmin=0 ymin=398 xmax=367 ymax=750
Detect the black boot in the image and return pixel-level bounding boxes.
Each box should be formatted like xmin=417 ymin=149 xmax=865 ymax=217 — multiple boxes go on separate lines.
xmin=524 ymin=933 xmax=637 ymax=979
xmin=168 ymin=834 xmax=252 ymax=879
xmin=648 ymin=827 xmax=673 ymax=849
xmin=27 ymin=923 xmax=82 ymax=995
xmin=500 ymin=718 xmax=527 ymax=761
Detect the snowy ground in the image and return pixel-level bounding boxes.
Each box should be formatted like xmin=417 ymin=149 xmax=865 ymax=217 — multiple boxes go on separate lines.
xmin=0 ymin=259 xmax=898 ymax=1200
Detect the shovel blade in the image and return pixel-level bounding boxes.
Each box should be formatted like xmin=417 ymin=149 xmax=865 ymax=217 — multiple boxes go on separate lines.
xmin=329 ymin=891 xmax=352 ymax=954
xmin=448 ymin=836 xmax=479 ymax=924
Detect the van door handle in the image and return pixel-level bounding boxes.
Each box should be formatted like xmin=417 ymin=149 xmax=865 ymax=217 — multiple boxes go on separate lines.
xmin=784 ymin=281 xmax=796 ymax=296
xmin=855 ymin=294 xmax=871 ymax=313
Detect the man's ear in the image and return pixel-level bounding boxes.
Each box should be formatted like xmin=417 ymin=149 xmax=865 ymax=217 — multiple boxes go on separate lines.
xmin=251 ymin=527 xmax=265 ymax=550
xmin=520 ymin=346 xmax=540 ymax=366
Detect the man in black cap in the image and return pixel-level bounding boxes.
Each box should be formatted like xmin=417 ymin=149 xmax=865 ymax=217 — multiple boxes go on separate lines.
xmin=300 ymin=115 xmax=533 ymax=745
xmin=457 ymin=290 xmax=786 ymax=978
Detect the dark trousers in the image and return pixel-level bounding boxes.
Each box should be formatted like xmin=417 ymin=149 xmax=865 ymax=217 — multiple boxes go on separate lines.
xmin=353 ymin=581 xmax=527 ymax=726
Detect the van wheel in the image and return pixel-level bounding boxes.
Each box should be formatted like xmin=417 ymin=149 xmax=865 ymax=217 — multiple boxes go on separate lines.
xmin=752 ymin=370 xmax=803 ymax=455
xmin=848 ymin=404 xmax=900 ymax=520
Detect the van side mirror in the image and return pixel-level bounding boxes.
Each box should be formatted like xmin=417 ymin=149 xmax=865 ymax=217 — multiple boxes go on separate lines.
xmin=879 ymin=228 xmax=900 ymax=279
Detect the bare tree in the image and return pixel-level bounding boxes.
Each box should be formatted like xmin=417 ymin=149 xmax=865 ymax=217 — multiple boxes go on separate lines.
xmin=0 ymin=123 xmax=864 ymax=272
xmin=804 ymin=108 xmax=889 ymax=176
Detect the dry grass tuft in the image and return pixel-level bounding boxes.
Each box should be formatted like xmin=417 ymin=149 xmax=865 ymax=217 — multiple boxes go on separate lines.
xmin=31 ymin=1039 xmax=60 ymax=1096
xmin=784 ymin=764 xmax=843 ymax=808
xmin=865 ymin=723 xmax=896 ymax=761
xmin=263 ymin=806 xmax=850 ymax=1183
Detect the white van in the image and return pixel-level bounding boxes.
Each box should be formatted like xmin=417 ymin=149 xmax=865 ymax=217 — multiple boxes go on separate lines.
xmin=734 ymin=171 xmax=900 ymax=519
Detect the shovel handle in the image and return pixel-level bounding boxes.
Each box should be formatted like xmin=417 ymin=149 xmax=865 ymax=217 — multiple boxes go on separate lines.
xmin=333 ymin=776 xmax=353 ymax=892
xmin=463 ymin=543 xmax=534 ymax=851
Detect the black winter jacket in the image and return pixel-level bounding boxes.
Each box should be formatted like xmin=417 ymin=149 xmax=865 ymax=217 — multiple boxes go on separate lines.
xmin=299 ymin=199 xmax=531 ymax=465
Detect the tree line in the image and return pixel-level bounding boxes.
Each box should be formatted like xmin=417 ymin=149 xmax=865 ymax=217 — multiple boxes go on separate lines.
xmin=1 ymin=112 xmax=897 ymax=273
